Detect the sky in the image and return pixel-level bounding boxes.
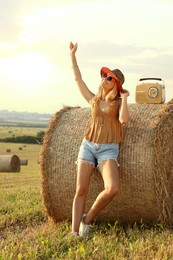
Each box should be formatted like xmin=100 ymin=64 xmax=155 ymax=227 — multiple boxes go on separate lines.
xmin=0 ymin=0 xmax=173 ymax=113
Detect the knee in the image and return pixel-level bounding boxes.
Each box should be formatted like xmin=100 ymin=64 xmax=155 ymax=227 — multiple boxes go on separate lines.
xmin=105 ymin=186 xmax=119 ymax=198
xmin=75 ymin=187 xmax=88 ymax=198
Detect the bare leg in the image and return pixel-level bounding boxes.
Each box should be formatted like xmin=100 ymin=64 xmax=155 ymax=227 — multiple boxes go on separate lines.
xmin=84 ymin=159 xmax=120 ymax=225
xmin=71 ymin=162 xmax=93 ymax=233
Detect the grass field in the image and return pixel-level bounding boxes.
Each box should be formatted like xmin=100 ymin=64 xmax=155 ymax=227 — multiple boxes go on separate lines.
xmin=0 ymin=142 xmax=173 ymax=259
xmin=0 ymin=126 xmax=46 ymax=140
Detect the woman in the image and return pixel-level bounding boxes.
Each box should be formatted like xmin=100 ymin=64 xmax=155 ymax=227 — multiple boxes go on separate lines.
xmin=69 ymin=42 xmax=130 ymax=237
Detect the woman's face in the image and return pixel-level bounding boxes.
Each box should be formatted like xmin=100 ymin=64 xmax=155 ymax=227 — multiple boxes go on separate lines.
xmin=101 ymin=73 xmax=117 ymax=92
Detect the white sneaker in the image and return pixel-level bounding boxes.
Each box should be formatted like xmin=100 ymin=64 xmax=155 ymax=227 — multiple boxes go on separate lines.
xmin=79 ymin=214 xmax=91 ymax=237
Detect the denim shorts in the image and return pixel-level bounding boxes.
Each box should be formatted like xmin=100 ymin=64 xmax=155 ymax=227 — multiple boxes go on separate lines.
xmin=77 ymin=138 xmax=119 ymax=166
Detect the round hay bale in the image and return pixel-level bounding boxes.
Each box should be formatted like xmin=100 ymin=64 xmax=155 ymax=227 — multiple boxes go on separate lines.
xmin=6 ymin=149 xmax=11 ymax=153
xmin=40 ymin=100 xmax=173 ymax=225
xmin=0 ymin=155 xmax=20 ymax=172
xmin=20 ymin=159 xmax=28 ymax=165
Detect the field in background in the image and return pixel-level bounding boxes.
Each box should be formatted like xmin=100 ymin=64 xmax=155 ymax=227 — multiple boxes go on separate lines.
xmin=0 ymin=141 xmax=41 ymax=169
xmin=0 ymin=126 xmax=46 ymax=140
xmin=0 ymin=142 xmax=173 ymax=259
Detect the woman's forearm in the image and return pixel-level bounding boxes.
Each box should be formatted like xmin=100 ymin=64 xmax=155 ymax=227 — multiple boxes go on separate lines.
xmin=119 ymin=97 xmax=130 ymax=124
xmin=70 ymin=53 xmax=82 ymax=82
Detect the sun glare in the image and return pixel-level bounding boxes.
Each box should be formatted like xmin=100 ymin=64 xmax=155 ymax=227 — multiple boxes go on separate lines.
xmin=0 ymin=52 xmax=56 ymax=93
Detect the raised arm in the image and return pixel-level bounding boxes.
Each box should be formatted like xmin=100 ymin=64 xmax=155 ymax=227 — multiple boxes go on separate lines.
xmin=118 ymin=90 xmax=130 ymax=124
xmin=69 ymin=42 xmax=94 ymax=103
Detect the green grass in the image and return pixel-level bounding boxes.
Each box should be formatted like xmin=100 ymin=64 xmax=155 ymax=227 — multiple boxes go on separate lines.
xmin=0 ymin=126 xmax=46 ymax=139
xmin=0 ymin=142 xmax=173 ymax=259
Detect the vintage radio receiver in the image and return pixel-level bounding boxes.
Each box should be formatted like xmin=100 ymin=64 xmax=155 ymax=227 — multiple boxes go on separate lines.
xmin=135 ymin=78 xmax=165 ymax=104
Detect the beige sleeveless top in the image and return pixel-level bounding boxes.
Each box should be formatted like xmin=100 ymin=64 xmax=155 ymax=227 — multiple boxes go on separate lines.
xmin=84 ymin=98 xmax=123 ymax=144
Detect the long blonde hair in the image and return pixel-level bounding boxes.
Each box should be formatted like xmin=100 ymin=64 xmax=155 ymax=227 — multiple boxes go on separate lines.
xmin=91 ymin=82 xmax=118 ymax=105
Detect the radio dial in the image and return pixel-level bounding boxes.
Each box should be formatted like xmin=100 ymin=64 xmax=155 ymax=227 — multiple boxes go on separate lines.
xmin=148 ymin=87 xmax=159 ymax=98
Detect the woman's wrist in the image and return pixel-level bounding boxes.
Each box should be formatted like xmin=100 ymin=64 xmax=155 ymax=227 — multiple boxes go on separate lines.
xmin=121 ymin=97 xmax=128 ymax=105
xmin=71 ymin=65 xmax=78 ymax=69
xmin=121 ymin=95 xmax=127 ymax=100
xmin=70 ymin=52 xmax=76 ymax=58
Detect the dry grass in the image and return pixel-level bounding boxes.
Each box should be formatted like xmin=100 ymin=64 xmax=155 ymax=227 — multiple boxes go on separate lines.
xmin=0 ymin=142 xmax=173 ymax=259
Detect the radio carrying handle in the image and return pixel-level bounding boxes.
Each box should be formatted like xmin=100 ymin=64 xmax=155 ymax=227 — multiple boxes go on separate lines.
xmin=139 ymin=78 xmax=162 ymax=81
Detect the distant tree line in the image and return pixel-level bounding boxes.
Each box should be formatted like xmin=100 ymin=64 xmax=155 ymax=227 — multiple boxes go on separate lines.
xmin=0 ymin=131 xmax=45 ymax=144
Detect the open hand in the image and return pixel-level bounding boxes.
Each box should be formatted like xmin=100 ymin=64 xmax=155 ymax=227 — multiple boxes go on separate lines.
xmin=69 ymin=42 xmax=78 ymax=55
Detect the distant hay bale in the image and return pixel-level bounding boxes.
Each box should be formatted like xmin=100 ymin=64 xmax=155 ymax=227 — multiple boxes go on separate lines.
xmin=19 ymin=147 xmax=23 ymax=150
xmin=40 ymin=100 xmax=173 ymax=226
xmin=0 ymin=155 xmax=20 ymax=172
xmin=6 ymin=149 xmax=11 ymax=153
xmin=20 ymin=159 xmax=28 ymax=166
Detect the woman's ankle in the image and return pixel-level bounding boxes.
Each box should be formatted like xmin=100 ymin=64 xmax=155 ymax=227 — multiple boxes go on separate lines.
xmin=83 ymin=214 xmax=91 ymax=225
xmin=70 ymin=231 xmax=79 ymax=236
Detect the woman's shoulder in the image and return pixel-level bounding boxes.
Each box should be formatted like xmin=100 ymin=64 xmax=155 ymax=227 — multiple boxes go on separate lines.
xmin=111 ymin=97 xmax=121 ymax=105
xmin=116 ymin=97 xmax=122 ymax=106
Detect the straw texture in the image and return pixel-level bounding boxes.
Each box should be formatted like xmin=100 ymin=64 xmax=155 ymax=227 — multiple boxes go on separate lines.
xmin=40 ymin=100 xmax=173 ymax=225
xmin=0 ymin=155 xmax=20 ymax=172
